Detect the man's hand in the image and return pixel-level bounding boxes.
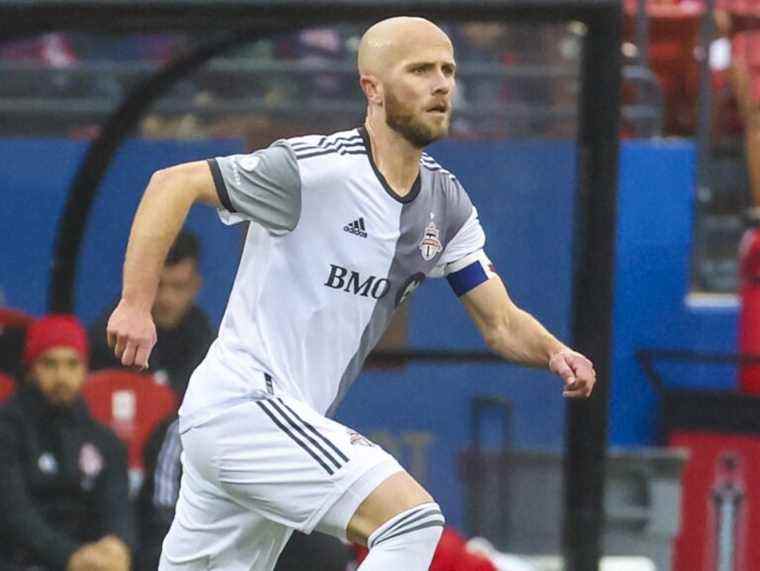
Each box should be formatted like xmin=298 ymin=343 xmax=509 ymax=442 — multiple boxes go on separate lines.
xmin=106 ymin=299 xmax=157 ymax=369
xmin=66 ymin=543 xmax=114 ymax=571
xmin=67 ymin=536 xmax=131 ymax=571
xmin=549 ymin=349 xmax=596 ymax=398
xmin=94 ymin=535 xmax=131 ymax=571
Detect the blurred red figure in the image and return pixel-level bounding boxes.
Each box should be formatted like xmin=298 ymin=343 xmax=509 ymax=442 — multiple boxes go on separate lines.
xmin=0 ymin=32 xmax=77 ymax=67
xmin=623 ymin=0 xmax=705 ymax=136
xmin=716 ymin=0 xmax=760 ymax=215
xmin=717 ymin=0 xmax=760 ymax=392
xmin=354 ymin=527 xmax=497 ymax=571
xmin=739 ymin=228 xmax=760 ymax=392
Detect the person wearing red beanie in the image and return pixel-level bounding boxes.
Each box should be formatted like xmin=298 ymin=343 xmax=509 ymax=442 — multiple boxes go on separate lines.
xmin=0 ymin=314 xmax=133 ymax=571
xmin=23 ymin=314 xmax=90 ymax=407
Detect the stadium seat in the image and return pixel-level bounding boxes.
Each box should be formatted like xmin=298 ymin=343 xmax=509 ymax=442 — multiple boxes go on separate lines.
xmin=82 ymin=369 xmax=177 ymax=494
xmin=0 ymin=372 xmax=16 ymax=403
xmin=0 ymin=307 xmax=34 ymax=329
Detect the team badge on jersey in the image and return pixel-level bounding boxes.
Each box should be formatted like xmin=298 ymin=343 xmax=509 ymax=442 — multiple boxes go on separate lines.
xmin=240 ymin=155 xmax=261 ymax=172
xmin=347 ymin=429 xmax=374 ymax=447
xmin=419 ymin=221 xmax=443 ymax=261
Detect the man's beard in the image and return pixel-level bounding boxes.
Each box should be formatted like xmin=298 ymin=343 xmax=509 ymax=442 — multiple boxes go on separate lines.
xmin=385 ymin=89 xmax=449 ymax=149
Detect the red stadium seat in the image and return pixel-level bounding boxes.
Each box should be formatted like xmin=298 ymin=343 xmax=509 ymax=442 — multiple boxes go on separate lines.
xmin=82 ymin=369 xmax=177 ymax=493
xmin=0 ymin=308 xmax=34 ymax=329
xmin=0 ymin=372 xmax=16 ymax=403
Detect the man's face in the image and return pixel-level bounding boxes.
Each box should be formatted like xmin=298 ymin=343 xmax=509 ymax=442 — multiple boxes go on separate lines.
xmin=30 ymin=347 xmax=86 ymax=408
xmin=383 ymin=44 xmax=456 ymax=148
xmin=153 ymin=258 xmax=201 ymax=329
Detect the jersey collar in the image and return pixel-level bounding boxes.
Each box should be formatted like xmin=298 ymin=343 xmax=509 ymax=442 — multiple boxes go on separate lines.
xmin=358 ymin=126 xmax=421 ymax=204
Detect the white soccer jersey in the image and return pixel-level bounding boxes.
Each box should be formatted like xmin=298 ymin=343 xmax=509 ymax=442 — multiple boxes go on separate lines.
xmin=179 ymin=127 xmax=487 ymax=427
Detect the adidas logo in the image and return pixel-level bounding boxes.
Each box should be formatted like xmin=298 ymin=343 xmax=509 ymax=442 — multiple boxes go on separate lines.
xmin=343 ymin=217 xmax=367 ymax=238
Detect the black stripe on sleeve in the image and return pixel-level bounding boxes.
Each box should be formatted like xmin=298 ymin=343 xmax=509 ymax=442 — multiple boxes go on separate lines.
xmin=295 ymin=148 xmax=367 ymax=161
xmin=369 ymin=506 xmax=441 ymax=547
xmin=372 ymin=520 xmax=445 ymax=547
xmin=206 ymin=158 xmax=236 ymax=213
xmin=277 ymin=398 xmax=350 ymax=463
xmin=256 ymin=401 xmax=334 ymax=475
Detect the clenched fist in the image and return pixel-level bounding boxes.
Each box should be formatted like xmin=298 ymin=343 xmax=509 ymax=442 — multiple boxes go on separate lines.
xmin=106 ymin=300 xmax=157 ymax=369
xmin=548 ymin=349 xmax=596 ymax=398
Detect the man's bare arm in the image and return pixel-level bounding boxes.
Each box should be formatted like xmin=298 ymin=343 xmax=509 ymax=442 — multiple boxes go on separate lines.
xmin=460 ymin=276 xmax=595 ymax=398
xmin=107 ymin=160 xmax=219 ymax=368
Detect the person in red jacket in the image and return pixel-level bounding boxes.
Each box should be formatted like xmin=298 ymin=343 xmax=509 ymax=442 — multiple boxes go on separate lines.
xmin=716 ymin=1 xmax=760 ymax=217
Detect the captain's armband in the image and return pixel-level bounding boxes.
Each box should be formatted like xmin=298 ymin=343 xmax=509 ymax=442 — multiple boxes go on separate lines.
xmin=445 ymin=250 xmax=497 ymax=297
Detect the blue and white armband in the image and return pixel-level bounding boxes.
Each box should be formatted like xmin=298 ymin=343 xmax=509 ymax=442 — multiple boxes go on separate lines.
xmin=445 ymin=250 xmax=498 ymax=297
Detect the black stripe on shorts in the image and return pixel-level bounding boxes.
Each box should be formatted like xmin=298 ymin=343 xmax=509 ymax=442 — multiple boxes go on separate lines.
xmin=276 ymin=398 xmax=349 ymax=463
xmin=256 ymin=401 xmax=335 ymax=475
xmin=266 ymin=399 xmax=346 ymax=471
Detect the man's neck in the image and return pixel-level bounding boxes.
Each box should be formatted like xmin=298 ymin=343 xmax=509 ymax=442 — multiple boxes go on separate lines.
xmin=364 ymin=117 xmax=422 ymax=198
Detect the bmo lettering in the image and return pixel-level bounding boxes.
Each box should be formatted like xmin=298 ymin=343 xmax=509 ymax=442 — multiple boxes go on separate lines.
xmin=324 ymin=265 xmax=391 ymax=299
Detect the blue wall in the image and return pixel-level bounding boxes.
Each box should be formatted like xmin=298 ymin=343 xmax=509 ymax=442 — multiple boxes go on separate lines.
xmin=610 ymin=140 xmax=737 ymax=445
xmin=0 ymin=139 xmax=243 ymax=325
xmin=0 ymin=137 xmax=736 ymax=529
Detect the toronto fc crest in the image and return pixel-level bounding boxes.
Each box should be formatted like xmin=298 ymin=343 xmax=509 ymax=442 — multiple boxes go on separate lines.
xmin=419 ymin=221 xmax=443 ymax=261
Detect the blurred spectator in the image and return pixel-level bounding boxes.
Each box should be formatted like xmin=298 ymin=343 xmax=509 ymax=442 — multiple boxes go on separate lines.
xmin=0 ymin=33 xmax=77 ymax=68
xmin=623 ymin=0 xmax=704 ymax=136
xmin=451 ymin=22 xmax=511 ymax=139
xmin=135 ymin=417 xmax=180 ymax=571
xmin=0 ymin=315 xmax=132 ymax=571
xmin=89 ymin=230 xmax=214 ymax=399
xmin=716 ymin=1 xmax=760 ymax=217
xmin=276 ymin=26 xmax=357 ymax=102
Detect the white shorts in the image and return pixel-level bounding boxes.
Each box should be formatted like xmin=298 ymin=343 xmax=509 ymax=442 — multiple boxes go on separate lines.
xmin=160 ymin=392 xmax=403 ymax=571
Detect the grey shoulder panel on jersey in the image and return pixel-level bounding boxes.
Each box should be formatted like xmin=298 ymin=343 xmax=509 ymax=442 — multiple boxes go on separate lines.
xmin=210 ymin=140 xmax=302 ymax=233
xmin=427 ymin=168 xmax=475 ymax=244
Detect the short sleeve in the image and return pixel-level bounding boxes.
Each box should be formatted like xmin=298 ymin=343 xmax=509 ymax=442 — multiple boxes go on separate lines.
xmin=430 ymin=207 xmax=487 ymax=278
xmin=208 ymin=140 xmax=302 ymax=235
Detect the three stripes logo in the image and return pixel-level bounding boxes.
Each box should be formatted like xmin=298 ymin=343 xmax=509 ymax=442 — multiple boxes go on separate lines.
xmin=343 ymin=217 xmax=367 ymax=238
xmin=256 ymin=397 xmax=349 ymax=475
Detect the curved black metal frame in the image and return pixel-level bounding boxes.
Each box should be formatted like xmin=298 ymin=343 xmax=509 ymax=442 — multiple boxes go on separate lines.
xmin=47 ymin=27 xmax=299 ymax=312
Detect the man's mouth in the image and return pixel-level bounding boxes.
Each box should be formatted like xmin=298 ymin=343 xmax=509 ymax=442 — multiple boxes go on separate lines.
xmin=426 ymin=103 xmax=448 ymax=114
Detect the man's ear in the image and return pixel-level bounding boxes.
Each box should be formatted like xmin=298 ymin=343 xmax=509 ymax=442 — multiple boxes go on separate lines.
xmin=360 ymin=74 xmax=383 ymax=106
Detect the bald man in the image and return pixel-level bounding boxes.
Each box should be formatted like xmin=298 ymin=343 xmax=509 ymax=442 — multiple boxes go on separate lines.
xmin=106 ymin=17 xmax=596 ymax=571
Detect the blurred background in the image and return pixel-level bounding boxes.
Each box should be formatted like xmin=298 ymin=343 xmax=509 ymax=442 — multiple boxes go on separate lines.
xmin=1 ymin=1 xmax=759 ymax=570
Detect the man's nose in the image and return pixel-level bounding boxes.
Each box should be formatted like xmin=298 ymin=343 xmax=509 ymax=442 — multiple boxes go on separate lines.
xmin=432 ymin=72 xmax=451 ymax=95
